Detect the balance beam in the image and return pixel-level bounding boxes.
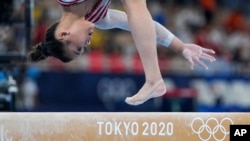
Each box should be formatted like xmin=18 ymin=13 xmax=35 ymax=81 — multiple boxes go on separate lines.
xmin=0 ymin=113 xmax=249 ymax=141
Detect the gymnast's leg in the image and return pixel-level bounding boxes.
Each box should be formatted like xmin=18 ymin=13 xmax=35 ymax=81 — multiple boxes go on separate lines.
xmin=120 ymin=0 xmax=166 ymax=105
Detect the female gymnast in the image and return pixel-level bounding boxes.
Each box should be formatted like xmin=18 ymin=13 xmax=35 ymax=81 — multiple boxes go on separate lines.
xmin=28 ymin=0 xmax=216 ymax=106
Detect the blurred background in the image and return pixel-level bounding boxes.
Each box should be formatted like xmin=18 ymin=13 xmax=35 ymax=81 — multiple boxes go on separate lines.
xmin=0 ymin=0 xmax=250 ymax=112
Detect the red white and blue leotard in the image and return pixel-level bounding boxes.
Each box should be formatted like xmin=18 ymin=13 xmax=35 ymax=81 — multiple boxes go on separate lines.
xmin=57 ymin=0 xmax=111 ymax=23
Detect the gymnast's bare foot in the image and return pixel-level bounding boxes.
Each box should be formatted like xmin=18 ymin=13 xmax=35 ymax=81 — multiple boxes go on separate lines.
xmin=125 ymin=79 xmax=166 ymax=106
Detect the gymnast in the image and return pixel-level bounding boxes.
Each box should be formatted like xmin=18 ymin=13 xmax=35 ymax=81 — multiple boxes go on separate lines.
xmin=28 ymin=0 xmax=216 ymax=106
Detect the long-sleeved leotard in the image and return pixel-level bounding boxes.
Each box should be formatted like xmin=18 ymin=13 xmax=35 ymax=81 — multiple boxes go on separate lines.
xmin=95 ymin=9 xmax=175 ymax=47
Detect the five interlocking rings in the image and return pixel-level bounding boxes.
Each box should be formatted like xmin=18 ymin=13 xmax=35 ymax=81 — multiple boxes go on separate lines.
xmin=191 ymin=117 xmax=233 ymax=141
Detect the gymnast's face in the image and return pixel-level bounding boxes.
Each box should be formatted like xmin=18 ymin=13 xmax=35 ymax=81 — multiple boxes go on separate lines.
xmin=56 ymin=19 xmax=95 ymax=60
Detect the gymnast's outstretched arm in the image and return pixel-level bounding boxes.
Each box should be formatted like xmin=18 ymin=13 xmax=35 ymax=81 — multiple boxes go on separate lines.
xmin=95 ymin=9 xmax=174 ymax=48
xmin=95 ymin=9 xmax=216 ymax=70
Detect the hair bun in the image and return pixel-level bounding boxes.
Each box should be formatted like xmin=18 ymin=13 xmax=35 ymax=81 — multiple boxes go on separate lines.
xmin=41 ymin=42 xmax=51 ymax=57
xmin=27 ymin=42 xmax=48 ymax=62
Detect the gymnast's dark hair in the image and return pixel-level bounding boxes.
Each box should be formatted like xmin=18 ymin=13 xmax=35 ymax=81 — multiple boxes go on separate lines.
xmin=28 ymin=22 xmax=72 ymax=62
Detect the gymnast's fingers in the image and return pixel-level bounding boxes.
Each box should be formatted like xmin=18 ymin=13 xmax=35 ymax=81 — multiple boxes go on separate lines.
xmin=201 ymin=48 xmax=215 ymax=54
xmin=194 ymin=57 xmax=208 ymax=70
xmin=200 ymin=53 xmax=216 ymax=62
xmin=188 ymin=57 xmax=195 ymax=70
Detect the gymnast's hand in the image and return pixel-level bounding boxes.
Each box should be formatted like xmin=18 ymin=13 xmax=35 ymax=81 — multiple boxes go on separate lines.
xmin=182 ymin=43 xmax=216 ymax=70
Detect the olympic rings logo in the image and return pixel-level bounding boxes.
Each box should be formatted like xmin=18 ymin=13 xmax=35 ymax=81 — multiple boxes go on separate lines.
xmin=191 ymin=117 xmax=233 ymax=141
